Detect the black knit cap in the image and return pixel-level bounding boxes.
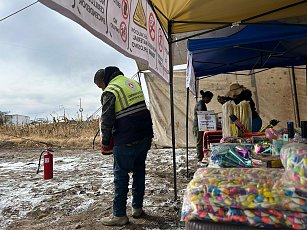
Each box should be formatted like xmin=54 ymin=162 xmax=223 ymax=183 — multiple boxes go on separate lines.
xmin=94 ymin=66 xmax=123 ymax=86
xmin=94 ymin=69 xmax=105 ymax=86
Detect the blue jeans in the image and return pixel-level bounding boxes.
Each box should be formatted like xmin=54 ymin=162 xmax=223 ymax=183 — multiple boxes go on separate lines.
xmin=112 ymin=138 xmax=151 ymax=217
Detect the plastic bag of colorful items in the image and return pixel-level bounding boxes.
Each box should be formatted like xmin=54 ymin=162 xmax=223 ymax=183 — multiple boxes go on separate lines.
xmin=181 ymin=168 xmax=307 ymax=229
xmin=278 ymin=143 xmax=307 ymax=194
xmin=210 ymin=143 xmax=253 ymax=168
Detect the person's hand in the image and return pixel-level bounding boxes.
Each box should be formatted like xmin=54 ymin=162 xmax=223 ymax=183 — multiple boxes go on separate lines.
xmin=217 ymin=95 xmax=226 ymax=104
xmin=100 ymin=139 xmax=114 ymax=155
xmin=217 ymin=95 xmax=233 ymax=105
xmin=101 ymin=144 xmax=113 ymax=155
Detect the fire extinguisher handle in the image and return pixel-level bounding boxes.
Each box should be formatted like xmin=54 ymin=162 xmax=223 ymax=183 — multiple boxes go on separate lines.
xmin=46 ymin=146 xmax=54 ymax=152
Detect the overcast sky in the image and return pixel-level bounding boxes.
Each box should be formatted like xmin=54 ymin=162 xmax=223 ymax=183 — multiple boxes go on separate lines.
xmin=0 ymin=1 xmax=138 ymax=121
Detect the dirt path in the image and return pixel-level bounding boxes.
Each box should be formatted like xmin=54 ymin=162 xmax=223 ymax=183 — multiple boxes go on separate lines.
xmin=0 ymin=147 xmax=197 ymax=230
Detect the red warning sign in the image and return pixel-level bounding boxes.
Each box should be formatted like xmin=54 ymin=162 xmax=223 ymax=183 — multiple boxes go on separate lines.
xmin=148 ymin=12 xmax=155 ymax=42
xmin=122 ymin=0 xmax=129 ymax=19
xmin=158 ymin=28 xmax=163 ymax=52
xmin=120 ymin=21 xmax=127 ymax=42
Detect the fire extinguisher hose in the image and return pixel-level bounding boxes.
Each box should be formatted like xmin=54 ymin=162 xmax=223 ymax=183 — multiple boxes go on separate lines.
xmin=92 ymin=129 xmax=100 ymax=150
xmin=36 ymin=148 xmax=54 ymax=174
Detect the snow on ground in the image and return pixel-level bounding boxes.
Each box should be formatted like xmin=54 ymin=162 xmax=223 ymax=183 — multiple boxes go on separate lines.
xmin=0 ymin=148 xmax=197 ymax=230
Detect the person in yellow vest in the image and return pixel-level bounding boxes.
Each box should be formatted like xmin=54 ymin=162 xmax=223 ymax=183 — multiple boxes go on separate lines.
xmin=94 ymin=66 xmax=153 ymax=226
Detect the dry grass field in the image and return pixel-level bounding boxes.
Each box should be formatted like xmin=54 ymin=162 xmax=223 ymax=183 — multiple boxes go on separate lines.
xmin=0 ymin=120 xmax=100 ymax=149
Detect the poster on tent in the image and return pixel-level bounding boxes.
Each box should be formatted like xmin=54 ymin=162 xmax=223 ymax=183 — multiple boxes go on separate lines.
xmin=145 ymin=1 xmax=169 ymax=83
xmin=38 ymin=0 xmax=169 ymax=83
xmin=186 ymin=51 xmax=197 ymax=95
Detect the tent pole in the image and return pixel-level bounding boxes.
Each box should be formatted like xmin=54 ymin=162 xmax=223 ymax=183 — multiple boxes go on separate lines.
xmin=291 ymin=66 xmax=301 ymax=127
xmin=168 ymin=20 xmax=177 ymax=201
xmin=250 ymin=70 xmax=260 ymax=114
xmin=137 ymin=71 xmax=142 ymax=90
xmin=186 ymin=87 xmax=189 ymax=178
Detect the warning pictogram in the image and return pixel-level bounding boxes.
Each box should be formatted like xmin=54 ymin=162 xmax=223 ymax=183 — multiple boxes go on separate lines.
xmin=158 ymin=28 xmax=163 ymax=52
xmin=122 ymin=0 xmax=129 ymax=19
xmin=148 ymin=12 xmax=155 ymax=41
xmin=120 ymin=21 xmax=127 ymax=42
xmin=133 ymin=0 xmax=146 ymax=29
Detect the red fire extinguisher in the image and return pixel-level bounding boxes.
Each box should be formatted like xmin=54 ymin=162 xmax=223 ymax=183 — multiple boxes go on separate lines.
xmin=37 ymin=147 xmax=54 ymax=179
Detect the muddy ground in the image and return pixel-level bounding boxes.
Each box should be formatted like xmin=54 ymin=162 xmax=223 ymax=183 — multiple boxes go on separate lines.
xmin=0 ymin=147 xmax=198 ymax=230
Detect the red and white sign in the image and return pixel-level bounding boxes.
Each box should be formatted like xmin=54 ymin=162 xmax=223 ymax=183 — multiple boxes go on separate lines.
xmin=120 ymin=21 xmax=127 ymax=42
xmin=122 ymin=0 xmax=129 ymax=19
xmin=158 ymin=28 xmax=163 ymax=52
xmin=148 ymin=12 xmax=156 ymax=42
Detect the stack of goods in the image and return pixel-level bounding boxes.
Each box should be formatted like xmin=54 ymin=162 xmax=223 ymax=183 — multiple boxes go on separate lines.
xmin=182 ymin=143 xmax=307 ymax=229
xmin=220 ymin=136 xmax=252 ymax=144
xmin=222 ymin=101 xmax=252 ymax=138
xmin=211 ymin=135 xmax=284 ymax=168
xmin=210 ymin=142 xmax=276 ymax=168
xmin=210 ymin=144 xmax=253 ymax=168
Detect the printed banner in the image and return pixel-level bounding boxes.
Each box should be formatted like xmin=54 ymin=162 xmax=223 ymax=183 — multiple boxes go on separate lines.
xmin=39 ymin=0 xmax=170 ymax=83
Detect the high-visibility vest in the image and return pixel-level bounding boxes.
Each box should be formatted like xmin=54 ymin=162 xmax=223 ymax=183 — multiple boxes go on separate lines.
xmin=104 ymin=75 xmax=146 ymax=119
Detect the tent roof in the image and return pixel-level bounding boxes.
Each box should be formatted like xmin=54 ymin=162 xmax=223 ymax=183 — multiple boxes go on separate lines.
xmin=187 ymin=22 xmax=307 ymax=78
xmin=150 ymin=0 xmax=307 ymax=33
xmin=137 ymin=1 xmax=307 ymax=71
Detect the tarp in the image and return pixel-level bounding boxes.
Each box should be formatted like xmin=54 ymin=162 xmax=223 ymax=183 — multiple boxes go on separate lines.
xmin=188 ymin=22 xmax=307 ymax=78
xmin=145 ymin=71 xmax=195 ymax=147
xmin=150 ymin=0 xmax=307 ymax=33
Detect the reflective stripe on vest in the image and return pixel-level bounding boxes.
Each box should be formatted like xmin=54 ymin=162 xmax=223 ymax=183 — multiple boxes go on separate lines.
xmin=104 ymin=75 xmax=145 ymax=116
xmin=116 ymin=102 xmax=147 ymax=119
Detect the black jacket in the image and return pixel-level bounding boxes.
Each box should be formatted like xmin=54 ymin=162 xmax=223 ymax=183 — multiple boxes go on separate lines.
xmin=100 ymin=67 xmax=153 ymax=145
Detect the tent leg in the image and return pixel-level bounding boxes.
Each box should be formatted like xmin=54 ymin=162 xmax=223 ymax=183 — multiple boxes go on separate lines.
xmin=137 ymin=71 xmax=142 ymax=90
xmin=186 ymin=87 xmax=189 ymax=178
xmin=250 ymin=70 xmax=260 ymax=114
xmin=291 ymin=67 xmax=300 ymax=127
xmin=168 ymin=21 xmax=177 ymax=201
